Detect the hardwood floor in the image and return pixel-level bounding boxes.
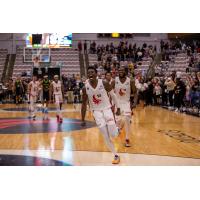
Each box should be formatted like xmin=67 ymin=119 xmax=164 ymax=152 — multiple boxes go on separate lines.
xmin=0 ymin=104 xmax=200 ymax=159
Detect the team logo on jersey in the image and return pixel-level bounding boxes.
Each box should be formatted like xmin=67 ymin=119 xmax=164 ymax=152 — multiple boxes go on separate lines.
xmin=92 ymin=94 xmax=102 ymax=105
xmin=99 ymin=85 xmax=104 ymax=90
xmin=119 ymin=88 xmax=126 ymax=96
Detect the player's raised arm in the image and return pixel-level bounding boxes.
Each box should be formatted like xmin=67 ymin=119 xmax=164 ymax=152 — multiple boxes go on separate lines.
xmin=81 ymin=87 xmax=88 ymax=125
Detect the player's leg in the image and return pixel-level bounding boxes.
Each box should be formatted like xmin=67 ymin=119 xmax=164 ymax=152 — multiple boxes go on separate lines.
xmin=94 ymin=110 xmax=120 ymax=164
xmin=33 ymin=96 xmax=37 ymax=120
xmin=103 ymin=109 xmax=120 ymax=164
xmin=30 ymin=95 xmax=35 ymax=119
xmin=124 ymin=114 xmax=132 ymax=147
xmin=43 ymin=91 xmax=49 ymax=120
xmin=55 ymin=95 xmax=60 ymax=122
xmin=59 ymin=94 xmax=63 ymax=122
xmin=122 ymin=103 xmax=132 ymax=147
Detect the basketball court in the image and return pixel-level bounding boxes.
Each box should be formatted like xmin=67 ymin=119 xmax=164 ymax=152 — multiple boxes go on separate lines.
xmin=0 ymin=103 xmax=200 ymax=165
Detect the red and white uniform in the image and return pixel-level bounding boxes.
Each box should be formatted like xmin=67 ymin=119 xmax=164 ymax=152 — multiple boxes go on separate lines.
xmin=29 ymin=81 xmax=39 ymax=102
xmin=52 ymin=81 xmax=63 ymax=103
xmin=85 ymin=79 xmax=115 ymax=128
xmin=28 ymin=81 xmax=39 ymax=117
xmin=115 ymin=77 xmax=131 ymax=116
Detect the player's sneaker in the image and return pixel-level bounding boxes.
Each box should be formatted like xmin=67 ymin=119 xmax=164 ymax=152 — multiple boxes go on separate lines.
xmin=32 ymin=116 xmax=36 ymax=121
xmin=112 ymin=155 xmax=120 ymax=164
xmin=125 ymin=139 xmax=131 ymax=147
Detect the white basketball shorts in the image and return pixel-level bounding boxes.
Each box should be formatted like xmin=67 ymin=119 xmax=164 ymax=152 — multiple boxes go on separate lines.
xmin=93 ymin=108 xmax=116 ymax=128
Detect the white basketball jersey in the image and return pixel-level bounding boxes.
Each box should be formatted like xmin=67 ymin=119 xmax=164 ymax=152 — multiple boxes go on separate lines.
xmin=30 ymin=81 xmax=39 ymax=97
xmin=52 ymin=81 xmax=62 ymax=95
xmin=115 ymin=77 xmax=131 ymax=103
xmin=85 ymin=79 xmax=111 ymax=111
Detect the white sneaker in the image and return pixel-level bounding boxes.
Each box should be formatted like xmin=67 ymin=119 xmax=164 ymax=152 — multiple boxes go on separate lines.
xmin=175 ymin=108 xmax=179 ymax=112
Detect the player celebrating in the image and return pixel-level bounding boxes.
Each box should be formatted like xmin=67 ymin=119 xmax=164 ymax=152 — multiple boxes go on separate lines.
xmin=28 ymin=76 xmax=39 ymax=120
xmin=41 ymin=75 xmax=51 ymax=120
xmin=105 ymin=71 xmax=115 ymax=113
xmin=112 ymin=66 xmax=137 ymax=147
xmin=81 ymin=66 xmax=121 ymax=164
xmin=50 ymin=75 xmax=64 ymax=123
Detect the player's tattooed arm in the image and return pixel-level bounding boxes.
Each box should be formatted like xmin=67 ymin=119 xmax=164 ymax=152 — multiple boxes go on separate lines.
xmin=103 ymin=80 xmax=120 ymax=116
xmin=81 ymin=87 xmax=88 ymax=126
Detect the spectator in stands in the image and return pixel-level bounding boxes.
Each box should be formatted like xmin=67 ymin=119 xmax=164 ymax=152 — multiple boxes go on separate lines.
xmin=0 ymin=83 xmax=3 ymax=104
xmin=137 ymin=49 xmax=143 ymax=61
xmin=66 ymin=77 xmax=75 ymax=103
xmin=164 ymin=77 xmax=176 ymax=107
xmin=145 ymin=79 xmax=154 ymax=105
xmin=190 ymin=79 xmax=200 ymax=106
xmin=136 ymin=77 xmax=148 ymax=107
xmin=84 ymin=40 xmax=87 ymax=53
xmin=109 ymin=43 xmax=114 ymax=54
xmin=154 ymin=81 xmax=162 ymax=105
xmin=174 ymin=78 xmax=186 ymax=111
xmin=78 ymin=41 xmax=82 ymax=52
xmin=160 ymin=77 xmax=168 ymax=106
xmin=6 ymin=78 xmax=14 ymax=102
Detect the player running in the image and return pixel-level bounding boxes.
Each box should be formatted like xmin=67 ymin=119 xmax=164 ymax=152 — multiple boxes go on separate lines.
xmin=81 ymin=66 xmax=121 ymax=164
xmin=111 ymin=66 xmax=137 ymax=147
xmin=28 ymin=76 xmax=39 ymax=120
xmin=41 ymin=75 xmax=51 ymax=120
xmin=50 ymin=75 xmax=64 ymax=123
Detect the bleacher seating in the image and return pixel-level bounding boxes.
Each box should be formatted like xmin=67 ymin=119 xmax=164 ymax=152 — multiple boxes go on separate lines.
xmin=12 ymin=47 xmax=32 ymax=78
xmin=88 ymin=54 xmax=98 ymax=66
xmin=0 ymin=49 xmax=8 ymax=80
xmin=12 ymin=48 xmax=81 ymax=78
xmin=51 ymin=48 xmax=80 ymax=76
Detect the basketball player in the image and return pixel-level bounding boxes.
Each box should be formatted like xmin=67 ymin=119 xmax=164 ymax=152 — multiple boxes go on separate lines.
xmin=105 ymin=71 xmax=113 ymax=84
xmin=50 ymin=75 xmax=64 ymax=123
xmin=81 ymin=66 xmax=121 ymax=164
xmin=105 ymin=71 xmax=115 ymax=113
xmin=14 ymin=76 xmax=24 ymax=105
xmin=41 ymin=75 xmax=51 ymax=120
xmin=111 ymin=66 xmax=137 ymax=147
xmin=28 ymin=76 xmax=39 ymax=120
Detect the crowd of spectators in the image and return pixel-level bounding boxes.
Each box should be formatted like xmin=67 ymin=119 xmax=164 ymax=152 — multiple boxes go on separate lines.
xmin=135 ymin=71 xmax=200 ymax=113
xmin=92 ymin=41 xmax=156 ymax=63
xmin=1 ymin=39 xmax=199 ymax=117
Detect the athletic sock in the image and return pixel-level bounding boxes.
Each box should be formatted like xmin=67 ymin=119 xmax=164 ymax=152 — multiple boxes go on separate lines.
xmin=124 ymin=116 xmax=131 ymax=140
xmin=99 ymin=126 xmax=117 ymax=155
